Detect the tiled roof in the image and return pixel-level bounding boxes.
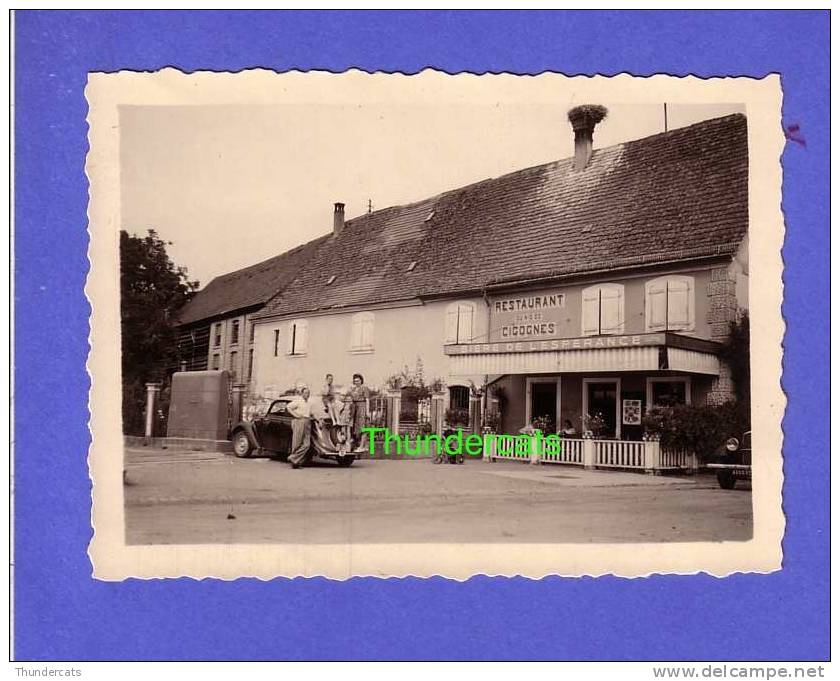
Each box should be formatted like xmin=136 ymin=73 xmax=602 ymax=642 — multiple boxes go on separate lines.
xmin=256 ymin=113 xmax=748 ymax=319
xmin=176 ymin=234 xmax=329 ymax=325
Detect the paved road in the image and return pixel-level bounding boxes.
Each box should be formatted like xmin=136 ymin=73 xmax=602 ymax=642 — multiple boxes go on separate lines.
xmin=124 ymin=447 xmax=752 ymax=545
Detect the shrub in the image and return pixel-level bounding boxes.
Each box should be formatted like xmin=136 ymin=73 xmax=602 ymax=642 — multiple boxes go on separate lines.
xmin=642 ymin=402 xmax=746 ymax=460
xmin=446 ymin=407 xmax=470 ymax=428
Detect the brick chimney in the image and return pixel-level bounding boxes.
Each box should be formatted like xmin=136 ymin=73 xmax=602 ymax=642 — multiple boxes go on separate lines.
xmin=567 ymin=105 xmax=608 ymax=171
xmin=333 ymin=202 xmax=345 ymax=236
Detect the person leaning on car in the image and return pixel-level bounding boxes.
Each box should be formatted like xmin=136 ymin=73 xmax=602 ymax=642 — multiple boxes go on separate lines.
xmin=286 ymin=386 xmax=320 ymax=469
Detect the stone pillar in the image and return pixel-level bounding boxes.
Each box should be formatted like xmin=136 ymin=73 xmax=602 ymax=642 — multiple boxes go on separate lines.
xmin=482 ymin=426 xmax=495 ymax=462
xmin=231 ymin=383 xmax=247 ymax=429
xmin=707 ymin=265 xmax=738 ymax=404
xmin=644 ymin=438 xmax=661 ymax=474
xmin=468 ymin=394 xmax=482 ymax=436
xmin=430 ymin=391 xmax=446 ymax=436
xmin=144 ymin=382 xmax=161 ymax=445
xmin=582 ymin=437 xmax=596 ymax=469
xmin=386 ymin=390 xmax=401 ymax=435
xmin=529 ymin=431 xmax=542 ymax=466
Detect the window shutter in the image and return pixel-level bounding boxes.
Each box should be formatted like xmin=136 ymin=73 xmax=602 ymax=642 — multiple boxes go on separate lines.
xmin=362 ymin=315 xmax=374 ymax=349
xmin=444 ymin=307 xmax=459 ymax=344
xmin=297 ymin=321 xmax=308 ymax=354
xmin=287 ymin=323 xmax=296 ymax=354
xmin=647 ymin=280 xmax=668 ymax=331
xmin=581 ymin=288 xmax=600 ymax=336
xmin=666 ymin=279 xmax=692 ymax=330
xmin=599 ymin=286 xmax=624 ymax=334
xmin=351 ymin=316 xmax=363 ymax=350
xmin=457 ymin=305 xmax=474 ymax=342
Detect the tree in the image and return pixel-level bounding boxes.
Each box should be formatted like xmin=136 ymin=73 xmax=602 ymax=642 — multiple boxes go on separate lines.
xmin=120 ymin=229 xmax=198 ymax=435
xmin=720 ymin=312 xmax=751 ymax=428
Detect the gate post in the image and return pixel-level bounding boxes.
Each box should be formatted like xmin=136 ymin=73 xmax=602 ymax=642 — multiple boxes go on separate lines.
xmin=231 ymin=383 xmax=247 ymax=431
xmin=144 ymin=382 xmax=161 ymax=445
xmin=468 ymin=393 xmax=482 ymax=436
xmin=387 ymin=390 xmax=401 ymax=435
xmin=644 ymin=436 xmax=661 ymax=474
xmin=583 ymin=436 xmax=596 ymax=469
xmin=430 ymin=391 xmax=446 ymax=436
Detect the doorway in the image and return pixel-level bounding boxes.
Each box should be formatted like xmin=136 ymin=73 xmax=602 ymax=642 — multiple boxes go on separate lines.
xmin=525 ymin=377 xmax=561 ymax=432
xmin=583 ymin=378 xmax=621 ymax=439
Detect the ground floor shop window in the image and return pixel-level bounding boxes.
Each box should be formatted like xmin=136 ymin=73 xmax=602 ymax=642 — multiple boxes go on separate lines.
xmin=583 ymin=378 xmax=620 ymax=439
xmin=647 ymin=377 xmax=691 ymax=408
xmin=526 ymin=377 xmax=560 ymax=433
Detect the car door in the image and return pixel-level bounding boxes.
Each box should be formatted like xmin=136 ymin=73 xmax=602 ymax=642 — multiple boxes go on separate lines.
xmin=261 ymin=400 xmax=289 ymax=453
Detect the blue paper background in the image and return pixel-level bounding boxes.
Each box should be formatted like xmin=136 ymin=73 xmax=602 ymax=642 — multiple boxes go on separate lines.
xmin=13 ymin=10 xmax=829 ymax=661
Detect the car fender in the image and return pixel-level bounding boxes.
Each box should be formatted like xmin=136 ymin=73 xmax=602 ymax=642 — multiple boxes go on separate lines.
xmin=232 ymin=421 xmax=261 ymax=449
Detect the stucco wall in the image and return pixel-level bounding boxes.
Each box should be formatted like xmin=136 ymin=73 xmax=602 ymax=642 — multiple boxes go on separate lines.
xmin=252 ymin=298 xmax=487 ymax=398
xmin=488 ymin=266 xmax=714 ymax=341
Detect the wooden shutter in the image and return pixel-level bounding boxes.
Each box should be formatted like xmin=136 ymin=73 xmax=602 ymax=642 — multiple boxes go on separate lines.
xmin=599 ymin=285 xmax=624 ymax=334
xmin=457 ymin=305 xmax=474 ymax=342
xmin=581 ymin=287 xmax=600 ymax=336
xmin=362 ymin=314 xmax=374 ymax=349
xmin=296 ymin=320 xmax=308 ymax=354
xmin=646 ymin=280 xmax=668 ymax=331
xmin=444 ymin=306 xmax=459 ymax=344
xmin=666 ymin=278 xmax=692 ymax=330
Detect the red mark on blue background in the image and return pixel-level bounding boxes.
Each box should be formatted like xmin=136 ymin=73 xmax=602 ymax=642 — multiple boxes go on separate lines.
xmin=785 ymin=123 xmax=807 ymax=147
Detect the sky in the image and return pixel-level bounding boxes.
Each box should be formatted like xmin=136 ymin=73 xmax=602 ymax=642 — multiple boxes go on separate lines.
xmin=120 ymin=98 xmax=744 ymax=288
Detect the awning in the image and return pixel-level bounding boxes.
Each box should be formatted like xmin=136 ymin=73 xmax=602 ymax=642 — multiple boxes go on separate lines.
xmin=446 ymin=332 xmax=721 ymax=376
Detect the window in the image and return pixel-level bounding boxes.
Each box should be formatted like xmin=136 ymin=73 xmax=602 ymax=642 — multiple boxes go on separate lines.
xmin=449 ymin=385 xmax=469 ymax=411
xmin=287 ymin=320 xmax=308 ymax=356
xmin=350 ymin=312 xmax=375 ymax=352
xmin=231 ymin=320 xmax=240 ymax=345
xmin=645 ymin=276 xmax=695 ymax=332
xmin=247 ymin=349 xmax=254 ymax=381
xmin=582 ymin=284 xmax=625 ymax=336
xmin=213 ymin=323 xmax=222 ymax=348
xmin=211 ymin=353 xmax=220 ymax=370
xmin=273 ymin=329 xmax=280 ymax=357
xmin=229 ymin=351 xmax=238 ymax=379
xmin=444 ymin=301 xmax=475 ymax=344
xmin=249 ymin=322 xmax=255 ymax=344
xmin=646 ymin=377 xmax=691 ymax=408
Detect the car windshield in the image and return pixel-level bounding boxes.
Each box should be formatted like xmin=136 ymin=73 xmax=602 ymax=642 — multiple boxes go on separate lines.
xmin=267 ymin=401 xmax=289 ymax=416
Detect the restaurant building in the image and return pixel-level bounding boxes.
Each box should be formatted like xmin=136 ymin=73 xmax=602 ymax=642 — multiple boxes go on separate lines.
xmin=250 ymin=108 xmax=749 ymax=438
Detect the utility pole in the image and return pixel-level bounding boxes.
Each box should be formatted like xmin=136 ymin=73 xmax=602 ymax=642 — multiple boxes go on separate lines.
xmin=664 ymin=103 xmax=668 ymax=132
xmin=368 ymin=198 xmax=373 ymax=214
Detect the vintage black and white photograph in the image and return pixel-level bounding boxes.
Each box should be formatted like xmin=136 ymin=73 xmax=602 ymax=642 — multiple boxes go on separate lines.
xmin=86 ymin=71 xmax=785 ymax=579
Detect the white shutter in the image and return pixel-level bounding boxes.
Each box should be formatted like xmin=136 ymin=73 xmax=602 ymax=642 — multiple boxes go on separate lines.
xmin=581 ymin=287 xmax=600 ymax=336
xmin=361 ymin=314 xmax=374 ymax=349
xmin=296 ymin=320 xmax=308 ymax=354
xmin=457 ymin=305 xmax=474 ymax=342
xmin=646 ymin=280 xmax=668 ymax=331
xmin=351 ymin=315 xmax=363 ymax=350
xmin=599 ymin=285 xmax=624 ymax=334
xmin=666 ymin=279 xmax=692 ymax=330
xmin=444 ymin=306 xmax=459 ymax=344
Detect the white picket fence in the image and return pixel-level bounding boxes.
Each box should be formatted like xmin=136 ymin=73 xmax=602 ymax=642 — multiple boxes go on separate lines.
xmin=487 ymin=435 xmax=695 ymax=473
xmin=541 ymin=437 xmax=585 ymax=465
xmin=595 ymin=439 xmax=646 ymax=469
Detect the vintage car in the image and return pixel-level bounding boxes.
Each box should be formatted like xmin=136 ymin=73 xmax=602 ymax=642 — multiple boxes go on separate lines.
xmin=706 ymin=430 xmax=751 ymax=489
xmin=230 ymin=397 xmax=364 ymax=467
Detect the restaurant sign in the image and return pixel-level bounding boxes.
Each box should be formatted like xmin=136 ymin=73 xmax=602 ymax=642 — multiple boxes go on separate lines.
xmin=445 ymin=333 xmax=666 ymax=355
xmin=491 ymin=292 xmax=566 ymax=340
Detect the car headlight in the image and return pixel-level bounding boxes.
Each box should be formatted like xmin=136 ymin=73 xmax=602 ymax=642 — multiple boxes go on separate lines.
xmin=725 ymin=437 xmax=739 ymax=452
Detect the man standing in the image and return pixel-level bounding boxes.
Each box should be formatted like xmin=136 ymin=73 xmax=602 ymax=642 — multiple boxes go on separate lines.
xmin=287 ymin=386 xmax=318 ymax=469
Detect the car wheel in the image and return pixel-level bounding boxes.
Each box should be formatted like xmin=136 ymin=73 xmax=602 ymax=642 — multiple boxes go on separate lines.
xmin=232 ymin=430 xmax=253 ymax=458
xmin=337 ymin=455 xmax=355 ymax=468
xmin=717 ymin=471 xmax=736 ymax=490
